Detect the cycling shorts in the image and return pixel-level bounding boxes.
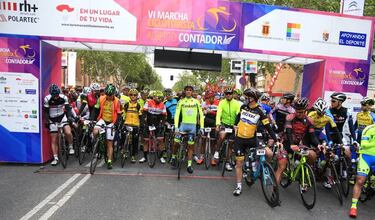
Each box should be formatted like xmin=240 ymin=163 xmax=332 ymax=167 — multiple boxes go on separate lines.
xmin=49 ymin=115 xmax=68 ymax=133
xmin=143 ymin=124 xmax=164 ymax=139
xmin=357 ymin=154 xmax=375 ymax=177
xmin=234 ymin=136 xmax=258 ymax=160
xmin=95 ymin=119 xmax=115 ymax=141
xmin=175 ymin=123 xmax=196 ymax=145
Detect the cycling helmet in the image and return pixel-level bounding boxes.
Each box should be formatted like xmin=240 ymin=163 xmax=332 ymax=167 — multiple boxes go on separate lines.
xmin=330 ymin=92 xmax=346 ymax=102
xmin=243 ymin=88 xmax=261 ymax=101
xmin=313 ymin=98 xmax=329 ymax=114
xmin=82 ymin=87 xmax=91 ymax=95
xmin=361 ymin=97 xmax=375 ymax=106
xmin=90 ymin=83 xmax=100 ymax=91
xmin=68 ymin=91 xmax=78 ymax=102
xmin=282 ymin=92 xmax=295 ymax=101
xmin=260 ymin=93 xmax=270 ymax=101
xmin=224 ymin=87 xmax=234 ymax=94
xmin=204 ymin=91 xmax=215 ymax=99
xmin=293 ymin=97 xmax=309 ymax=110
xmin=104 ymin=84 xmax=116 ymax=96
xmin=129 ymin=89 xmax=139 ymax=95
xmin=49 ymin=84 xmax=61 ymax=96
xmin=184 ymin=85 xmax=194 ymax=91
xmin=234 ymin=89 xmax=242 ymax=96
xmin=152 ymin=90 xmax=164 ymax=98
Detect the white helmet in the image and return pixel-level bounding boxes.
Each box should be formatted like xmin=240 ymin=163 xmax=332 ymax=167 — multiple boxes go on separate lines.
xmin=90 ymin=83 xmax=100 ymax=91
xmin=313 ymin=98 xmax=329 ymax=114
xmin=82 ymin=87 xmax=91 ymax=95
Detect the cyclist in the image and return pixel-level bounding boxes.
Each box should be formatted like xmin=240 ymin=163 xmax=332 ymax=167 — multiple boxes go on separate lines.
xmin=275 ymin=98 xmax=321 ymax=185
xmin=200 ymin=91 xmax=220 ymax=165
xmin=120 ymin=85 xmax=131 ymax=106
xmin=44 ymin=84 xmax=75 ymax=165
xmin=233 ymin=89 xmax=243 ymax=105
xmin=90 ymin=84 xmax=122 ymax=169
xmin=349 ymin=124 xmax=375 ymax=218
xmin=215 ymin=87 xmax=241 ymax=171
xmin=164 ymin=89 xmax=178 ymax=160
xmin=232 ymin=88 xmax=279 ymax=196
xmin=78 ymin=83 xmax=101 ymax=116
xmin=76 ymin=87 xmax=91 ymax=119
xmin=139 ymin=91 xmax=167 ymax=164
xmin=138 ymin=88 xmax=149 ymax=110
xmin=271 ymin=93 xmax=295 ymax=134
xmin=123 ymin=89 xmax=142 ymax=163
xmin=354 ymin=97 xmax=375 ymax=143
xmin=258 ymin=93 xmax=275 ymax=143
xmin=172 ymin=85 xmax=204 ymax=173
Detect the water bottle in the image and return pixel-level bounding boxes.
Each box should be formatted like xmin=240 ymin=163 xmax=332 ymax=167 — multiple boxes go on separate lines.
xmin=252 ymin=161 xmax=257 ymax=172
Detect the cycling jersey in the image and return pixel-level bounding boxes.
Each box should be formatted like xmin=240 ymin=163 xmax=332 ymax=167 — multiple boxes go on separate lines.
xmin=328 ymin=107 xmax=355 ymax=138
xmin=284 ymin=113 xmax=319 ymax=152
xmin=120 ymin=94 xmax=130 ymax=106
xmin=164 ymin=98 xmax=178 ymax=124
xmin=355 ymin=111 xmax=375 ymax=130
xmin=308 ymin=111 xmax=336 ymax=129
xmin=143 ymin=99 xmax=166 ymax=125
xmin=87 ymin=92 xmax=99 ymax=108
xmin=260 ymin=103 xmax=272 ymax=115
xmin=234 ymin=103 xmax=277 ymax=140
xmin=94 ymin=96 xmax=122 ymax=124
xmin=44 ymin=94 xmax=69 ymax=121
xmin=124 ymin=101 xmax=142 ymax=126
xmin=174 ymin=97 xmax=204 ymax=128
xmin=202 ymin=99 xmax=219 ymax=127
xmin=360 ymin=124 xmax=375 ymax=156
xmin=216 ymin=98 xmax=241 ymax=126
xmin=271 ymin=104 xmax=295 ymax=133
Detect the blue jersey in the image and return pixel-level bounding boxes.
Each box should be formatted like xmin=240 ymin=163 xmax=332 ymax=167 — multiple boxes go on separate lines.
xmin=164 ymin=98 xmax=178 ymax=123
xmin=260 ymin=103 xmax=272 ymax=115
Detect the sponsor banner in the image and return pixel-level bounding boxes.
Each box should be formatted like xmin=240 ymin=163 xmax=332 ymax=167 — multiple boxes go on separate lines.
xmin=324 ymin=59 xmax=369 ymax=96
xmin=241 ymin=4 xmax=373 ymax=60
xmin=340 ymin=0 xmax=365 ymax=16
xmin=0 ymin=37 xmax=41 ymax=163
xmin=0 ymin=0 xmax=137 ymax=42
xmin=119 ymin=0 xmax=241 ymax=51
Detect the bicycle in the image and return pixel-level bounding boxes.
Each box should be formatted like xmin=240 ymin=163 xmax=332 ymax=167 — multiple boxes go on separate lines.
xmin=90 ymin=124 xmax=112 ymax=174
xmin=280 ymin=145 xmax=317 ymax=210
xmin=164 ymin=123 xmax=175 ymax=163
xmin=243 ymin=145 xmax=279 ymax=207
xmin=203 ymin=127 xmax=216 ymax=170
xmin=176 ymin=131 xmax=189 ymax=180
xmin=77 ymin=120 xmax=95 ymax=165
xmin=220 ymin=127 xmax=235 ymax=177
xmin=147 ymin=125 xmax=159 ymax=168
xmin=55 ymin=122 xmax=69 ymax=169
xmin=120 ymin=125 xmax=134 ymax=168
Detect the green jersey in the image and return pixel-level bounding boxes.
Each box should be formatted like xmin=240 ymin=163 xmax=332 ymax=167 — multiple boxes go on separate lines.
xmin=216 ymin=99 xmax=241 ymax=126
xmin=360 ymin=124 xmax=375 ymax=156
xmin=174 ymin=97 xmax=204 ymax=128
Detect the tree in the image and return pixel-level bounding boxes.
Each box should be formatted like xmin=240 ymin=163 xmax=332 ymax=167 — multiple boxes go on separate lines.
xmin=172 ymin=71 xmax=201 ymax=91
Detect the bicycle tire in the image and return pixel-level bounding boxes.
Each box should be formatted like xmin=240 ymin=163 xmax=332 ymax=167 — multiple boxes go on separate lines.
xmin=58 ymin=135 xmax=68 ymax=169
xmin=280 ymin=160 xmax=291 ymax=188
xmin=260 ymin=162 xmax=279 ymax=208
xmin=299 ymin=164 xmax=317 ymax=210
xmin=177 ymin=143 xmax=185 ymax=180
xmin=90 ymin=139 xmax=100 ymax=175
xmin=221 ymin=141 xmax=228 ymax=177
xmin=78 ymin=132 xmax=88 ymax=165
xmin=331 ymin=164 xmax=343 ymax=205
xmin=339 ymin=158 xmax=350 ymax=197
xmin=148 ymin=141 xmax=157 ymax=168
xmin=121 ymin=134 xmax=130 ymax=168
xmin=204 ymin=138 xmax=211 ymax=170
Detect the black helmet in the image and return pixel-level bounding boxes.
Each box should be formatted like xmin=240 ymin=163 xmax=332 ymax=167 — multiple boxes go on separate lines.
xmin=184 ymin=85 xmax=194 ymax=91
xmin=164 ymin=88 xmax=173 ymax=95
xmin=282 ymin=92 xmax=295 ymax=101
xmin=104 ymin=84 xmax=116 ymax=96
xmin=293 ymin=97 xmax=309 ymax=110
xmin=49 ymin=84 xmax=61 ymax=96
xmin=224 ymin=87 xmax=234 ymax=94
xmin=330 ymin=92 xmax=346 ymax=102
xmin=243 ymin=88 xmax=261 ymax=101
xmin=361 ymin=97 xmax=375 ymax=106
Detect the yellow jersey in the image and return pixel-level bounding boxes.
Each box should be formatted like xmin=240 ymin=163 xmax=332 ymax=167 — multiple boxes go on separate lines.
xmin=308 ymin=111 xmax=336 ymax=129
xmin=124 ymin=102 xmax=142 ymax=126
xmin=102 ymin=100 xmax=114 ymax=122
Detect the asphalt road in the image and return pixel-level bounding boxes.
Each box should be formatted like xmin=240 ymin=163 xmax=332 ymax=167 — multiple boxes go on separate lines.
xmin=1 ymin=157 xmax=374 ymax=220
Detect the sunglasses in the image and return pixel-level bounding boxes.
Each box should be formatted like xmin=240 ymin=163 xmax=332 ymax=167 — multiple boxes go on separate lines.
xmin=296 ymin=110 xmax=305 ymax=114
xmin=225 ymin=92 xmax=233 ymax=95
xmin=331 ymin=100 xmax=338 ymax=103
xmin=130 ymin=94 xmax=137 ymax=97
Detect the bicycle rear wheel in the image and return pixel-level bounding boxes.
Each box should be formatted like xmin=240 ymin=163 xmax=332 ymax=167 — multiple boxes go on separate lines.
xmin=204 ymin=138 xmax=212 ymax=170
xmin=78 ymin=132 xmax=88 ymax=165
xmin=148 ymin=140 xmax=157 ymax=168
xmin=260 ymin=162 xmax=279 ymax=207
xmin=331 ymin=165 xmax=343 ymax=205
xmin=177 ymin=144 xmax=185 ymax=180
xmin=58 ymin=135 xmax=68 ymax=169
xmin=221 ymin=141 xmax=229 ymax=177
xmin=338 ymin=158 xmax=350 ymax=197
xmin=90 ymin=139 xmax=100 ymax=175
xmin=299 ymin=164 xmax=317 ymax=210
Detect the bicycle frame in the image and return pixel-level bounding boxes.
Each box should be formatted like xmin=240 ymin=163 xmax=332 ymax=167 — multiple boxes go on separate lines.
xmin=289 ymin=151 xmax=311 ymax=186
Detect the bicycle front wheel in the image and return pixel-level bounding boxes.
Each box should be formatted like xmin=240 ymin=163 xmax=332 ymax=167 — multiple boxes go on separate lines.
xmin=78 ymin=132 xmax=88 ymax=165
xmin=58 ymin=135 xmax=68 ymax=169
xmin=177 ymin=144 xmax=185 ymax=180
xmin=338 ymin=158 xmax=350 ymax=197
xmin=221 ymin=141 xmax=228 ymax=177
xmin=331 ymin=165 xmax=343 ymax=205
xmin=90 ymin=139 xmax=100 ymax=175
xmin=260 ymin=162 xmax=279 ymax=207
xmin=204 ymin=138 xmax=212 ymax=170
xmin=299 ymin=163 xmax=317 ymax=210
xmin=121 ymin=134 xmax=130 ymax=168
xmin=148 ymin=140 xmax=157 ymax=168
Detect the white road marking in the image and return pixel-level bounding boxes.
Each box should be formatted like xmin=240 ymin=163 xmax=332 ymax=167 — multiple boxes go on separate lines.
xmin=39 ymin=174 xmax=91 ymax=220
xmin=84 ymin=159 xmax=105 ymax=168
xmin=19 ymin=174 xmax=81 ymax=220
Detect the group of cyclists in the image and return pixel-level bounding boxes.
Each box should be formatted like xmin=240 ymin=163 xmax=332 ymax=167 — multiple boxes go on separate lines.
xmin=43 ymin=82 xmax=375 ymax=218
